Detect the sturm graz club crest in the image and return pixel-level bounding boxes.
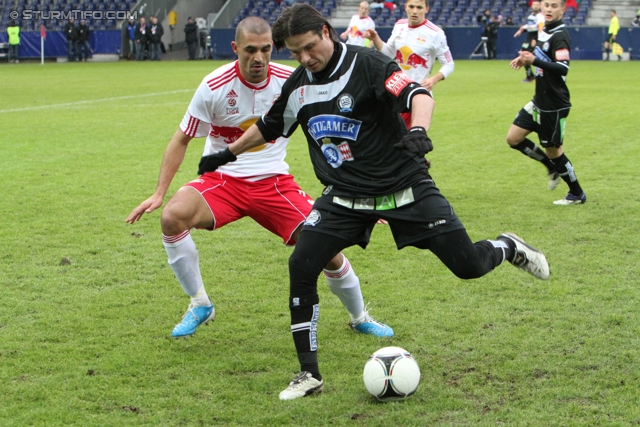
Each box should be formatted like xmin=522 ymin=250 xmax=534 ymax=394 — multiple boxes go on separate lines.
xmin=322 ymin=140 xmax=343 ymax=168
xmin=304 ymin=209 xmax=321 ymax=226
xmin=337 ymin=93 xmax=354 ymax=113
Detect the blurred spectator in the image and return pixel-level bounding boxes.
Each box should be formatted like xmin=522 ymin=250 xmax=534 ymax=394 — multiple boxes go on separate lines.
xmin=7 ymin=19 xmax=20 ymax=63
xmin=77 ymin=19 xmax=91 ymax=61
xmin=632 ymin=13 xmax=640 ymax=27
xmin=135 ymin=17 xmax=148 ymax=61
xmin=149 ymin=16 xmax=164 ymax=61
xmin=505 ymin=16 xmax=515 ymax=25
xmin=477 ymin=8 xmax=491 ymax=27
xmin=184 ymin=17 xmax=198 ymax=60
xmin=126 ymin=17 xmax=136 ymax=60
xmin=566 ymin=0 xmax=577 ymax=12
xmin=383 ymin=0 xmax=396 ymax=11
xmin=484 ymin=15 xmax=500 ymax=59
xmin=64 ymin=17 xmax=78 ymax=62
xmin=370 ymin=0 xmax=383 ymax=9
xmin=340 ymin=1 xmax=375 ymax=47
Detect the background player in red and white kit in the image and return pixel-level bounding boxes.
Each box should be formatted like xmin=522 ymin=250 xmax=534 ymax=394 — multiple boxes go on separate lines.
xmin=340 ymin=1 xmax=375 ymax=47
xmin=364 ymin=0 xmax=454 ymax=126
xmin=126 ymin=17 xmax=393 ymax=339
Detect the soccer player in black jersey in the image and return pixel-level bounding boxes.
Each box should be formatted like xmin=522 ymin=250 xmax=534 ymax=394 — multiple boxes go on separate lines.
xmin=507 ymin=0 xmax=586 ymax=205
xmin=198 ymin=3 xmax=550 ymax=400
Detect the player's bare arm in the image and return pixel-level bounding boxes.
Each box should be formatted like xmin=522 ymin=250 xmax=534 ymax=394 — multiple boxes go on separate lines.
xmin=228 ymin=124 xmax=267 ymax=156
xmin=126 ymin=129 xmax=192 ymax=224
xmin=197 ymin=124 xmax=267 ymax=175
xmin=409 ymin=93 xmax=434 ymax=130
xmin=363 ymin=29 xmax=384 ymax=51
xmin=421 ymin=72 xmax=445 ymax=91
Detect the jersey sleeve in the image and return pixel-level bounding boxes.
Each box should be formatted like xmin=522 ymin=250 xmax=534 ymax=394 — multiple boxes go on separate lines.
xmin=379 ymin=61 xmax=431 ymax=112
xmin=179 ymin=80 xmax=213 ymax=138
xmin=434 ymin=31 xmax=455 ymax=79
xmin=379 ymin=22 xmax=401 ymax=58
xmin=256 ymin=77 xmax=300 ymax=142
xmin=553 ymin=33 xmax=570 ymax=69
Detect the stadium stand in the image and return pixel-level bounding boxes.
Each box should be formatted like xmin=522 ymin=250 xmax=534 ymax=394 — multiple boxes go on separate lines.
xmin=0 ymin=0 xmax=137 ymax=31
xmin=0 ymin=0 xmax=599 ymax=33
xmin=228 ymin=0 xmax=592 ymax=28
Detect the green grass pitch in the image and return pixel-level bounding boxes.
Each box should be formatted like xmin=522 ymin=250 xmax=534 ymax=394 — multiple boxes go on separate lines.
xmin=0 ymin=58 xmax=639 ymax=426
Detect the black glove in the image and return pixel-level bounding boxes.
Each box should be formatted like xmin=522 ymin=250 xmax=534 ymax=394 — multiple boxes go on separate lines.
xmin=197 ymin=147 xmax=237 ymax=175
xmin=394 ymin=126 xmax=433 ymax=159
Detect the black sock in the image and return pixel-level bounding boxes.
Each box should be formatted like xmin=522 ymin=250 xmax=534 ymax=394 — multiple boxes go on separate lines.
xmin=298 ymin=352 xmax=322 ymax=381
xmin=524 ymin=65 xmax=533 ymax=79
xmin=550 ymin=153 xmax=583 ymax=196
xmin=496 ymin=236 xmax=516 ymax=263
xmin=290 ymin=299 xmax=321 ymax=379
xmin=511 ymin=138 xmax=555 ymax=172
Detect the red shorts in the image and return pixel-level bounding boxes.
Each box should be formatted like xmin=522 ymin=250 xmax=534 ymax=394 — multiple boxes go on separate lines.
xmin=185 ymin=172 xmax=314 ymax=245
xmin=401 ymin=112 xmax=411 ymax=129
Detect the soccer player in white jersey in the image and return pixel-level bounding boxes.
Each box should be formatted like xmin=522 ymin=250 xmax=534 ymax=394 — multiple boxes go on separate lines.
xmin=364 ymin=0 xmax=454 ymax=127
xmin=340 ymin=1 xmax=375 ymax=46
xmin=126 ymin=17 xmax=393 ymax=339
xmin=514 ymin=1 xmax=544 ymax=82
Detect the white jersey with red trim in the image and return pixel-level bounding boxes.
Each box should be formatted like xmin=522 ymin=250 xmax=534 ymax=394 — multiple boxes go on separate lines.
xmin=346 ymin=15 xmax=375 ymax=46
xmin=180 ymin=61 xmax=294 ymax=178
xmin=380 ymin=19 xmax=454 ymax=84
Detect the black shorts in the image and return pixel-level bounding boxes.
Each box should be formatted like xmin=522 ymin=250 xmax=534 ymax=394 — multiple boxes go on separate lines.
xmin=513 ymin=101 xmax=570 ymax=148
xmin=300 ymin=180 xmax=466 ymax=250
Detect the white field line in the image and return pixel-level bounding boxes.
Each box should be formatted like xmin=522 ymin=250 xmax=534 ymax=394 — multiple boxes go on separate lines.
xmin=0 ymin=89 xmax=193 ymax=114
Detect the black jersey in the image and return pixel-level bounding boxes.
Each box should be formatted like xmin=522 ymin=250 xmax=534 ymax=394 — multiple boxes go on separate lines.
xmin=532 ymin=20 xmax=571 ymax=111
xmin=257 ymin=42 xmax=432 ymax=198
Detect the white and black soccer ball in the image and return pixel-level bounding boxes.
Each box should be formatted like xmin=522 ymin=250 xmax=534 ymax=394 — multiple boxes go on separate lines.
xmin=363 ymin=346 xmax=420 ymax=402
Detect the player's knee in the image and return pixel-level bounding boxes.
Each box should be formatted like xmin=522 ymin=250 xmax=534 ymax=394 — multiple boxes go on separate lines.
xmin=160 ymin=205 xmax=188 ymax=235
xmin=450 ymin=264 xmax=486 ymax=280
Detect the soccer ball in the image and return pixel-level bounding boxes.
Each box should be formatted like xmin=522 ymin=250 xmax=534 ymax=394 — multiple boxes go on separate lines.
xmin=363 ymin=346 xmax=420 ymax=402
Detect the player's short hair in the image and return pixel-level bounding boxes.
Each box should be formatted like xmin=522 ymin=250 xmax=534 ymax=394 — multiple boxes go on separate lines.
xmin=272 ymin=4 xmax=338 ymax=52
xmin=407 ymin=0 xmax=430 ymax=7
xmin=236 ymin=17 xmax=271 ymax=44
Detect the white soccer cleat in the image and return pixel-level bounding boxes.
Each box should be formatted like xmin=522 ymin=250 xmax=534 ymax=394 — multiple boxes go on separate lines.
xmin=553 ymin=192 xmax=586 ymax=205
xmin=279 ymin=371 xmax=324 ymax=400
xmin=499 ymin=232 xmax=550 ymax=280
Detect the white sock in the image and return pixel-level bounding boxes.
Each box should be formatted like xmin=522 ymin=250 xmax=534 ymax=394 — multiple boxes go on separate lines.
xmin=489 ymin=239 xmax=510 ymax=264
xmin=324 ymin=256 xmax=365 ymax=322
xmin=163 ymin=230 xmax=211 ymax=307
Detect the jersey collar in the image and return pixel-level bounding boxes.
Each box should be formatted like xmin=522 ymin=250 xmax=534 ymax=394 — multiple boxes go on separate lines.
xmin=234 ymin=60 xmax=271 ymax=90
xmin=408 ymin=19 xmax=427 ymax=28
xmin=544 ymin=19 xmax=565 ymax=33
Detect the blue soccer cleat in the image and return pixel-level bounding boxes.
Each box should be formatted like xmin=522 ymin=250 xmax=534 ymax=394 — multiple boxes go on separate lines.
xmin=350 ymin=310 xmax=394 ymax=338
xmin=172 ymin=303 xmax=215 ymax=338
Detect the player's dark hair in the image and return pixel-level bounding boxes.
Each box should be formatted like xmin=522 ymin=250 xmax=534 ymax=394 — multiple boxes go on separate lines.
xmin=272 ymin=3 xmax=338 ymax=52
xmin=236 ymin=16 xmax=271 ymax=44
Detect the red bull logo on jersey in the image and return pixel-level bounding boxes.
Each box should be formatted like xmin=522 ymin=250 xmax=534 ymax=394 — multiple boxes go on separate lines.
xmin=210 ymin=118 xmax=273 ymax=152
xmin=395 ymin=46 xmax=429 ymax=71
xmin=350 ymin=26 xmax=364 ymax=38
